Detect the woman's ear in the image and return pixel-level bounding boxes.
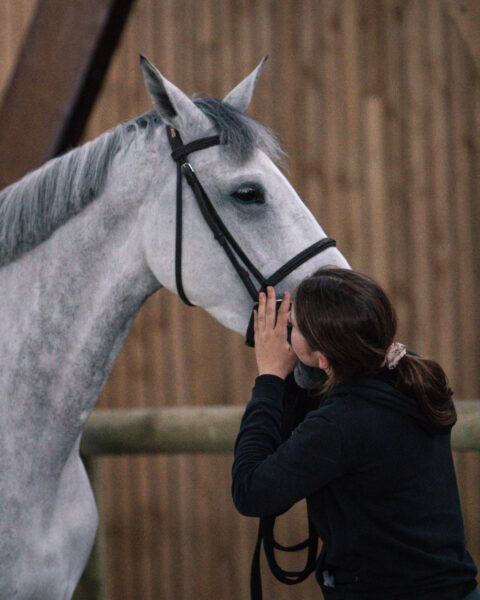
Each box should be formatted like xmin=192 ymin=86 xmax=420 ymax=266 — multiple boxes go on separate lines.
xmin=316 ymin=352 xmax=330 ymax=371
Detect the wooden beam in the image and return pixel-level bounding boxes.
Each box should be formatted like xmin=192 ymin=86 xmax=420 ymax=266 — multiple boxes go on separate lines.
xmin=0 ymin=0 xmax=136 ymax=190
xmin=81 ymin=406 xmax=245 ymax=455
xmin=444 ymin=0 xmax=480 ymax=75
xmin=80 ymin=401 xmax=480 ymax=455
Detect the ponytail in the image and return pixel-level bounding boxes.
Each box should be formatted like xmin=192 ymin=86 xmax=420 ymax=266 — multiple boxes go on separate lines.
xmin=394 ymin=354 xmax=457 ymax=428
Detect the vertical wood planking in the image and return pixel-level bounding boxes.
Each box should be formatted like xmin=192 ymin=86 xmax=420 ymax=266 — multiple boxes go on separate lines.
xmin=2 ymin=1 xmax=479 ymax=598
xmin=360 ymin=0 xmax=384 ymax=274
xmin=365 ymin=95 xmax=389 ymax=284
xmin=303 ymin=0 xmax=327 ymax=227
xmin=357 ymin=0 xmax=377 ymax=272
xmin=322 ymin=0 xmax=342 ymax=242
xmin=337 ymin=0 xmax=359 ymax=263
xmin=403 ymin=1 xmax=428 ymax=355
xmin=462 ymin=79 xmax=480 ymax=562
xmin=365 ymin=2 xmax=390 ymax=287
xmin=383 ymin=0 xmax=410 ymax=338
xmin=449 ymin=7 xmax=477 ymax=397
xmin=448 ymin=0 xmax=479 ymax=565
xmin=426 ymin=0 xmax=457 ymax=375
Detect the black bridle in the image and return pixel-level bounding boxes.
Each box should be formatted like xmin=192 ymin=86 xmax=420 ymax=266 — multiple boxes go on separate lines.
xmin=166 ymin=126 xmax=337 ymax=346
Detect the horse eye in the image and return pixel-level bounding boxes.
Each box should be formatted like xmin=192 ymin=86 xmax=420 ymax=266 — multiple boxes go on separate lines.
xmin=231 ymin=184 xmax=265 ymax=205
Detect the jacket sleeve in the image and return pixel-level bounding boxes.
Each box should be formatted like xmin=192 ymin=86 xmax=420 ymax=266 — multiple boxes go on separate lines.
xmin=231 ymin=374 xmax=343 ymax=517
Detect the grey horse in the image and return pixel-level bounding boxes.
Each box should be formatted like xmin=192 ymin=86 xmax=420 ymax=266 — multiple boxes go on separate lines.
xmin=0 ymin=56 xmax=349 ymax=599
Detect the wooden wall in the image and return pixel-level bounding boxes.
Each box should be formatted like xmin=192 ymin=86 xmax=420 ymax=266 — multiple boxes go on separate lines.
xmin=1 ymin=1 xmax=479 ymax=598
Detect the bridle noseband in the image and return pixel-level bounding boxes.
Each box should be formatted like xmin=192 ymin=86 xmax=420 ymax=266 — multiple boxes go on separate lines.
xmin=166 ymin=125 xmax=337 ymax=346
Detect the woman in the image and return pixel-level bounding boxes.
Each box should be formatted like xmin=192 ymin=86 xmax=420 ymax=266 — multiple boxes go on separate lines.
xmin=232 ymin=268 xmax=478 ymax=600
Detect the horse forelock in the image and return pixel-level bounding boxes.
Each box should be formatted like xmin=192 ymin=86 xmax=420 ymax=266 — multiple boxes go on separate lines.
xmin=193 ymin=97 xmax=285 ymax=166
xmin=0 ymin=98 xmax=283 ymax=268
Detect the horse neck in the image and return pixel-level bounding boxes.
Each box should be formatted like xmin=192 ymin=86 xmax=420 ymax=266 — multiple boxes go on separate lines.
xmin=0 ymin=160 xmax=161 ymax=431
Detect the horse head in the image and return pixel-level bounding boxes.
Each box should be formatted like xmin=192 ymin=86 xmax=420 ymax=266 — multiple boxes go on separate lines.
xmin=138 ymin=56 xmax=350 ymax=337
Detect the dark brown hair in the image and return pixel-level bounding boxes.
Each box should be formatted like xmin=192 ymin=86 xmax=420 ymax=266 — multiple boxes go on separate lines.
xmin=294 ymin=267 xmax=456 ymax=428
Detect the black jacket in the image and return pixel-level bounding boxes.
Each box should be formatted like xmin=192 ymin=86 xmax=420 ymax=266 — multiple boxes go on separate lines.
xmin=232 ymin=368 xmax=478 ymax=599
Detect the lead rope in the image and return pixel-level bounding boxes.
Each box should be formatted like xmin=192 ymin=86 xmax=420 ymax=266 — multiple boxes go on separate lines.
xmin=251 ymin=516 xmax=319 ymax=600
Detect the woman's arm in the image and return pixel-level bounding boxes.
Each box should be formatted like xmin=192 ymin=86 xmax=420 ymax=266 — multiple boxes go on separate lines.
xmin=231 ymin=374 xmax=342 ymax=517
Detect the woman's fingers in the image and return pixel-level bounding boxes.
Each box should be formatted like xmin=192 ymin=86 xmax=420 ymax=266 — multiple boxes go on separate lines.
xmin=257 ymin=291 xmax=266 ymax=330
xmin=257 ymin=287 xmax=291 ymax=336
xmin=276 ymin=290 xmax=291 ymax=328
xmin=265 ymin=286 xmax=276 ymax=329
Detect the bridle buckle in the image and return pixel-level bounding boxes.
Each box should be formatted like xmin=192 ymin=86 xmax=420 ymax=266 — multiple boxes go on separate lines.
xmin=181 ymin=162 xmax=196 ymax=185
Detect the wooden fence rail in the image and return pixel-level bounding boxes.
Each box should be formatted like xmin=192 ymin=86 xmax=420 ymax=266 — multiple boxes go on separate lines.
xmin=81 ymin=400 xmax=480 ymax=456
xmin=81 ymin=406 xmax=244 ymax=455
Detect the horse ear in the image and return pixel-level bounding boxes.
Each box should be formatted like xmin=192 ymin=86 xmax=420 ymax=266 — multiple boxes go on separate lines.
xmin=140 ymin=55 xmax=211 ymax=134
xmin=223 ymin=56 xmax=268 ymax=113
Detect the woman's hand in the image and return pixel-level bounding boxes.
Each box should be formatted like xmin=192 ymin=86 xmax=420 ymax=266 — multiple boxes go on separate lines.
xmin=254 ymin=287 xmax=299 ymax=379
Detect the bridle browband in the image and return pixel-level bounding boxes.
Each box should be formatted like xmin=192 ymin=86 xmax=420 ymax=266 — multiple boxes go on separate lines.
xmin=166 ymin=125 xmax=337 ymax=344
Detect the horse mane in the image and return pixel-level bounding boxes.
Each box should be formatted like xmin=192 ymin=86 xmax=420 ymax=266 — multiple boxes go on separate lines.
xmin=0 ymin=99 xmax=283 ymax=267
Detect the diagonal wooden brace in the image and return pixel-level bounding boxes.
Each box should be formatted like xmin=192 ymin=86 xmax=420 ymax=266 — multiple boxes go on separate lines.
xmin=0 ymin=0 xmax=136 ymax=190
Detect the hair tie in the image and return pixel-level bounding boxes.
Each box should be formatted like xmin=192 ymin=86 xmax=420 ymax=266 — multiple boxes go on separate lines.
xmin=382 ymin=342 xmax=407 ymax=370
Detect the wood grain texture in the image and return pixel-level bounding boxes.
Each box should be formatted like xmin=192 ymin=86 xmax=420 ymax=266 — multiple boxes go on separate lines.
xmin=1 ymin=1 xmax=479 ymax=598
